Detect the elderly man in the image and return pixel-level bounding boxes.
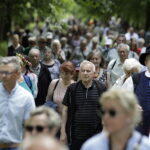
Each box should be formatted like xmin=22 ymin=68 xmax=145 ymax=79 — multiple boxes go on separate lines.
xmin=24 ymin=106 xmax=61 ymax=137
xmin=29 ymin=48 xmax=51 ymax=106
xmin=60 ymin=60 xmax=106 ymax=150
xmin=107 ymin=43 xmax=130 ymax=86
xmin=0 ymin=56 xmax=35 ymax=150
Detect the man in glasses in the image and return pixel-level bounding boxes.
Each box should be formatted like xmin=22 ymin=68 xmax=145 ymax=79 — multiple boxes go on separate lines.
xmin=0 ymin=56 xmax=35 ymax=150
xmin=60 ymin=60 xmax=106 ymax=150
xmin=24 ymin=106 xmax=61 ymax=138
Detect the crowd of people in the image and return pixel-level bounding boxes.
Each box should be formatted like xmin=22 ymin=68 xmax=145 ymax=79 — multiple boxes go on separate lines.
xmin=1 ymin=17 xmax=150 ymax=150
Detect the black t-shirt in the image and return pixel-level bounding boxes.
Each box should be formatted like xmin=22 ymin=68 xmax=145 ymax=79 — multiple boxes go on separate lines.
xmin=63 ymin=80 xmax=104 ymax=140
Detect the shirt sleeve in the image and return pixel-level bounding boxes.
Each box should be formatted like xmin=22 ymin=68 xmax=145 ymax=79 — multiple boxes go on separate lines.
xmin=24 ymin=94 xmax=36 ymax=121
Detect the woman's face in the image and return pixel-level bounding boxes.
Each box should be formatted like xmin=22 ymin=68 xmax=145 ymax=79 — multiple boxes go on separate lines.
xmin=61 ymin=70 xmax=73 ymax=81
xmin=90 ymin=54 xmax=101 ymax=68
xmin=102 ymin=100 xmax=131 ymax=134
xmin=25 ymin=114 xmax=50 ymax=137
xmin=44 ymin=50 xmax=52 ymax=60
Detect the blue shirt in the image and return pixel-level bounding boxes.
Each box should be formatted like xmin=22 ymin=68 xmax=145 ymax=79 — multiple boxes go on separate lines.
xmin=81 ymin=131 xmax=150 ymax=150
xmin=0 ymin=83 xmax=35 ymax=143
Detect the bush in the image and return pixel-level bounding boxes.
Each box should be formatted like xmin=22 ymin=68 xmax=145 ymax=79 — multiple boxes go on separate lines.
xmin=0 ymin=41 xmax=7 ymax=56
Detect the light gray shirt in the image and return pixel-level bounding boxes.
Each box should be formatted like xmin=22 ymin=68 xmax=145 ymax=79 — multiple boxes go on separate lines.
xmin=0 ymin=83 xmax=35 ymax=143
xmin=81 ymin=131 xmax=150 ymax=150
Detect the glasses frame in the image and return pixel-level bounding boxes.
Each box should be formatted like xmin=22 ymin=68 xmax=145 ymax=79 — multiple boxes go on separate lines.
xmin=25 ymin=125 xmax=50 ymax=133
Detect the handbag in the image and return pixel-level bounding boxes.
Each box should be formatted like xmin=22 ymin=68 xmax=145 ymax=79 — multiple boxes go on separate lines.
xmin=44 ymin=79 xmax=59 ymax=110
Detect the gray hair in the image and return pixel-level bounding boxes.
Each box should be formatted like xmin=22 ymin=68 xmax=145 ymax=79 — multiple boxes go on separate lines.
xmin=29 ymin=48 xmax=40 ymax=56
xmin=80 ymin=60 xmax=95 ymax=72
xmin=0 ymin=56 xmax=21 ymax=71
xmin=123 ymin=58 xmax=142 ymax=72
xmin=117 ymin=43 xmax=130 ymax=52
xmin=29 ymin=106 xmax=61 ymax=129
xmin=51 ymin=39 xmax=61 ymax=48
xmin=100 ymin=88 xmax=141 ymax=128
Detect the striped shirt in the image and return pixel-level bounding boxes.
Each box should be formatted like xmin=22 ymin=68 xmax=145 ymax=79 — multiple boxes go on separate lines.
xmin=63 ymin=80 xmax=104 ymax=140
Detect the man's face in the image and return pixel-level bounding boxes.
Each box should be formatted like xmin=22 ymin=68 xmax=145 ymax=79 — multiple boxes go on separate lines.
xmin=118 ymin=47 xmax=129 ymax=61
xmin=117 ymin=37 xmax=125 ymax=45
xmin=79 ymin=64 xmax=94 ymax=82
xmin=29 ymin=52 xmax=40 ymax=66
xmin=0 ymin=64 xmax=19 ymax=84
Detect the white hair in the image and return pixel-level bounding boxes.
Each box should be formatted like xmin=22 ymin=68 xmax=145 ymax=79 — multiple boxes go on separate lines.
xmin=51 ymin=39 xmax=61 ymax=47
xmin=123 ymin=58 xmax=142 ymax=72
xmin=29 ymin=48 xmax=40 ymax=56
xmin=117 ymin=43 xmax=130 ymax=52
xmin=80 ymin=60 xmax=95 ymax=72
xmin=0 ymin=56 xmax=21 ymax=71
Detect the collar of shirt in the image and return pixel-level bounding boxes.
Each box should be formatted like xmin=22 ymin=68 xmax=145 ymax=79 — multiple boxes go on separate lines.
xmin=1 ymin=82 xmax=19 ymax=95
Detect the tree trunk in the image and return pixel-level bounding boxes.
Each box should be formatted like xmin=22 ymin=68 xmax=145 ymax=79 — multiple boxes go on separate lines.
xmin=0 ymin=1 xmax=12 ymax=41
xmin=145 ymin=1 xmax=150 ymax=30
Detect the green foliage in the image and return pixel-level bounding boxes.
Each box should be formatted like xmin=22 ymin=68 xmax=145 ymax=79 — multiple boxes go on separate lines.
xmin=0 ymin=41 xmax=7 ymax=56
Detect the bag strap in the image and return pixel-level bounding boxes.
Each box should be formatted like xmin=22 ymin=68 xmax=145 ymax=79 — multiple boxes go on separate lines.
xmin=111 ymin=59 xmax=117 ymax=70
xmin=51 ymin=79 xmax=59 ymax=101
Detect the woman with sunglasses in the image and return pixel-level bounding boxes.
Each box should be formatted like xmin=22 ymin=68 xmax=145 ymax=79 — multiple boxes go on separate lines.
xmin=24 ymin=106 xmax=61 ymax=138
xmin=81 ymin=88 xmax=150 ymax=150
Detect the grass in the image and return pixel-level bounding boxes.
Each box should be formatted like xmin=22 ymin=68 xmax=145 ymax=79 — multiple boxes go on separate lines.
xmin=0 ymin=41 xmax=7 ymax=56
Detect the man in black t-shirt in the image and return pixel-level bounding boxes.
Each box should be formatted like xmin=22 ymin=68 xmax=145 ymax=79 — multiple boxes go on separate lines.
xmin=60 ymin=60 xmax=106 ymax=150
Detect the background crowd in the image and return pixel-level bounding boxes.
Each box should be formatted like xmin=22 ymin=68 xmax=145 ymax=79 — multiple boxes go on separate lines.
xmin=1 ymin=17 xmax=150 ymax=150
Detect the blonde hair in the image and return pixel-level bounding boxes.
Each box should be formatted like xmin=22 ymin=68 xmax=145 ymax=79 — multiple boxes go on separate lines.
xmin=27 ymin=106 xmax=61 ymax=129
xmin=100 ymin=88 xmax=141 ymax=128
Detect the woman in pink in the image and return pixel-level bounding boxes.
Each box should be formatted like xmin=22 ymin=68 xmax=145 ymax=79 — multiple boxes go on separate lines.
xmin=46 ymin=61 xmax=75 ymax=113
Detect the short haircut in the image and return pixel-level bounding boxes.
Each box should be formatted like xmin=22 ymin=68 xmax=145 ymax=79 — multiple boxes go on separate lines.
xmin=100 ymin=88 xmax=141 ymax=128
xmin=87 ymin=50 xmax=105 ymax=68
xmin=60 ymin=61 xmax=75 ymax=74
xmin=0 ymin=56 xmax=21 ymax=71
xmin=28 ymin=106 xmax=61 ymax=130
xmin=28 ymin=48 xmax=40 ymax=56
xmin=80 ymin=60 xmax=95 ymax=72
xmin=117 ymin=43 xmax=130 ymax=52
xmin=51 ymin=39 xmax=61 ymax=47
xmin=123 ymin=58 xmax=142 ymax=72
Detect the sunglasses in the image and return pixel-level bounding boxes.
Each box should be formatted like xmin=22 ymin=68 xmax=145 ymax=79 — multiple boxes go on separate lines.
xmin=25 ymin=125 xmax=49 ymax=133
xmin=100 ymin=109 xmax=118 ymax=117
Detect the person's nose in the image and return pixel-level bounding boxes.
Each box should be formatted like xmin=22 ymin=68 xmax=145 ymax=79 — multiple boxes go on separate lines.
xmin=31 ymin=128 xmax=38 ymax=136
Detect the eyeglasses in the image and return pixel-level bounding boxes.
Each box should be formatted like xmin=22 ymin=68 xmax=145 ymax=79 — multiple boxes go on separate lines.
xmin=0 ymin=71 xmax=16 ymax=75
xmin=100 ymin=109 xmax=118 ymax=118
xmin=25 ymin=125 xmax=49 ymax=133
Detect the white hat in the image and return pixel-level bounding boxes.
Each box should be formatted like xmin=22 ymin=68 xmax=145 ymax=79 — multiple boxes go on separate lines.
xmin=46 ymin=32 xmax=53 ymax=39
xmin=105 ymin=38 xmax=113 ymax=45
